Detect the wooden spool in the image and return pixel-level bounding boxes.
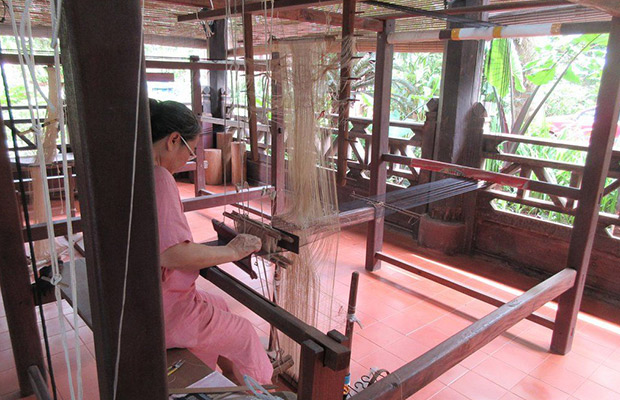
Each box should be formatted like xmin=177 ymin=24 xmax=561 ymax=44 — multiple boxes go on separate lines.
xmin=204 ymin=149 xmax=222 ymax=185
xmin=216 ymin=131 xmax=233 ymax=182
xmin=231 ymin=141 xmax=246 ymax=186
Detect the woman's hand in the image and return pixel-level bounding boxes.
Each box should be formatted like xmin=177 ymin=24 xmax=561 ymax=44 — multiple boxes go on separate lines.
xmin=226 ymin=234 xmax=262 ymax=260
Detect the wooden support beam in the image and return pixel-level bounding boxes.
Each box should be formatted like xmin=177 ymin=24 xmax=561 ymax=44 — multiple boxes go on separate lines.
xmin=0 ymin=108 xmax=44 ymax=396
xmin=182 ymin=185 xmax=270 ymax=212
xmin=565 ymin=0 xmax=620 ymax=16
xmin=551 ymin=17 xmax=620 ymax=354
xmin=384 ymin=155 xmax=581 ymax=200
xmin=23 ymin=217 xmax=83 ymax=242
xmin=243 ymin=13 xmax=260 ymax=162
xmin=298 ymin=333 xmax=349 ymax=400
xmin=365 ymin=20 xmax=394 ymax=271
xmin=381 ymin=0 xmax=571 ymax=19
xmin=349 ymin=268 xmax=577 ymax=400
xmin=376 ymin=252 xmax=555 ymax=328
xmin=190 ymin=56 xmax=207 ymax=197
xmin=336 ymin=0 xmax=357 ymax=187
xmin=275 ymin=8 xmax=383 ymax=32
xmin=208 ymin=20 xmax=228 ymax=135
xmin=60 ymin=0 xmax=168 ymax=398
xmin=200 ymin=266 xmax=351 ymax=370
xmin=178 ymin=0 xmax=342 ymax=22
xmin=338 ymin=206 xmax=375 ymax=228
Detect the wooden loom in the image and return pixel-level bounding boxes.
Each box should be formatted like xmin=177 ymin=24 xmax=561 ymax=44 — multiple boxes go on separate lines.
xmin=1 ymin=1 xmax=618 ymax=400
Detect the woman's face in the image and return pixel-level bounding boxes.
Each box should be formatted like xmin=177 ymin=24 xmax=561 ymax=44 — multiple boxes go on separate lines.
xmin=172 ymin=133 xmax=199 ymax=173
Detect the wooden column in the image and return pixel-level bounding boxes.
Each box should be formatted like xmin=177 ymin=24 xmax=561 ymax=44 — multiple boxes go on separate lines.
xmin=243 ymin=13 xmax=259 ymax=162
xmin=336 ymin=0 xmax=356 ymax=186
xmin=551 ymin=17 xmax=620 ymax=354
xmin=190 ymin=55 xmax=206 ymax=196
xmin=60 ymin=1 xmax=168 ymax=399
xmin=430 ymin=0 xmax=487 ymax=212
xmin=0 ymin=109 xmax=44 ymax=396
xmin=364 ymin=20 xmax=395 ymax=271
xmin=297 ymin=331 xmax=349 ymax=400
xmin=271 ymin=52 xmax=285 ymax=215
xmin=209 ymin=19 xmax=228 ymax=134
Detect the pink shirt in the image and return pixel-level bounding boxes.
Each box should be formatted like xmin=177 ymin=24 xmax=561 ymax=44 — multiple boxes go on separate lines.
xmin=154 ymin=165 xmax=211 ymax=347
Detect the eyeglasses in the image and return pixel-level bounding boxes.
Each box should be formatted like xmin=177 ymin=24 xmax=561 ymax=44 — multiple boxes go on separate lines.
xmin=179 ymin=135 xmax=197 ymax=162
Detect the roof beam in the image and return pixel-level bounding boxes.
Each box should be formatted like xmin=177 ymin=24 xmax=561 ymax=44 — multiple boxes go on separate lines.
xmin=565 ymin=0 xmax=620 ymax=16
xmin=178 ymin=0 xmax=343 ymax=22
xmin=275 ymin=8 xmax=383 ymax=32
xmin=379 ymin=0 xmax=572 ymax=19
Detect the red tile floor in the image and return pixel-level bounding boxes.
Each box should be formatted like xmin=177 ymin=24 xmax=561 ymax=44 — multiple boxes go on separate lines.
xmin=2 ymin=181 xmax=620 ymax=399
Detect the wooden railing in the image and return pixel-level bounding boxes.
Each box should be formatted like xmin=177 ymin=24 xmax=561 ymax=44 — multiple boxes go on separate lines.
xmin=482 ymin=132 xmax=620 ymax=230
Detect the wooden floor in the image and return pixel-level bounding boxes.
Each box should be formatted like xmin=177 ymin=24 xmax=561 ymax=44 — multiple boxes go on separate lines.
xmin=2 ymin=181 xmax=620 ymax=400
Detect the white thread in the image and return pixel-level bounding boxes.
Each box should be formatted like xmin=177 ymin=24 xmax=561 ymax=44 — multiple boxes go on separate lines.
xmin=8 ymin=1 xmax=81 ymax=398
xmin=112 ymin=1 xmax=145 ymax=398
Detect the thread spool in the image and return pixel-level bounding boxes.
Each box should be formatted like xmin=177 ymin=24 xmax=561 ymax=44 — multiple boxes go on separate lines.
xmin=216 ymin=131 xmax=233 ymax=182
xmin=204 ymin=149 xmax=222 ymax=185
xmin=231 ymin=141 xmax=246 ymax=186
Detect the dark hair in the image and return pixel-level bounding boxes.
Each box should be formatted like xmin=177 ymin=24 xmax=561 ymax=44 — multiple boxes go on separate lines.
xmin=149 ymin=98 xmax=201 ymax=143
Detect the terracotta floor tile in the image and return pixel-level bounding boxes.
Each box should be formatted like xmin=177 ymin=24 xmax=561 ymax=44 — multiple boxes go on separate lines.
xmin=407 ymin=325 xmax=451 ymax=349
xmin=358 ymin=321 xmax=405 ymax=348
xmin=429 ymin=386 xmax=469 ymax=400
xmin=0 ymin=369 xmax=19 ymax=396
xmin=0 ymin=332 xmax=12 ymax=352
xmin=408 ymin=379 xmax=445 ymax=400
xmin=473 ymin=356 xmax=527 ymax=390
xmin=589 ymin=364 xmax=620 ymax=393
xmin=572 ymin=380 xmax=620 ymax=400
xmin=510 ymin=376 xmax=570 ymax=400
xmin=384 ymin=336 xmax=431 ymax=362
xmin=357 ymin=349 xmax=405 ymax=373
xmin=571 ymin=334 xmax=616 ymax=363
xmin=602 ymin=347 xmax=620 ymax=372
xmin=430 ymin=313 xmax=473 ymax=337
xmin=480 ymin=334 xmax=513 ymax=355
xmin=545 ymin=351 xmax=601 ymax=378
xmin=530 ymin=359 xmax=587 ymax=394
xmin=436 ymin=364 xmax=468 ymax=386
xmin=350 ymin=333 xmax=382 ymax=362
xmin=42 ymin=329 xmax=78 ymax=356
xmin=0 ymin=318 xmax=8 ymax=334
xmin=499 ymin=393 xmax=526 ymax=400
xmin=450 ymin=370 xmax=508 ymax=400
xmin=492 ymin=341 xmax=549 ymax=373
xmin=0 ymin=349 xmax=15 ymax=373
xmin=459 ymin=349 xmax=489 ymax=369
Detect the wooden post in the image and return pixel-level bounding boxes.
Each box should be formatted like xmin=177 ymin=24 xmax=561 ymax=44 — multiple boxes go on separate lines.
xmin=429 ymin=0 xmax=487 ymax=216
xmin=364 ymin=20 xmax=395 ymax=271
xmin=231 ymin=141 xmax=246 ymax=185
xmin=419 ymin=98 xmax=439 ymax=186
xmin=60 ymin=1 xmax=168 ymax=398
xmin=0 ymin=108 xmax=44 ymax=396
xmin=271 ymin=52 xmax=286 ymax=215
xmin=298 ymin=332 xmax=349 ymax=400
xmin=243 ymin=13 xmax=259 ymax=162
xmin=217 ymin=131 xmax=233 ymax=181
xmin=336 ymin=0 xmax=356 ymax=187
xmin=463 ymin=102 xmax=487 ymax=252
xmin=551 ymin=17 xmax=620 ymax=354
xmin=190 ymin=55 xmax=206 ymax=197
xmin=209 ymin=19 xmax=228 ymax=134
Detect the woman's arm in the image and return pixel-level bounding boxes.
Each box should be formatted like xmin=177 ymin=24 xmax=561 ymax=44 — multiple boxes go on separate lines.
xmin=160 ymin=234 xmax=262 ymax=271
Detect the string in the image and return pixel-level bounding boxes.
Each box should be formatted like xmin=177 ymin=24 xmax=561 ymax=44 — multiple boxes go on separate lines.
xmin=8 ymin=1 xmax=79 ymax=398
xmin=0 ymin=39 xmax=59 ymax=400
xmin=111 ymin=0 xmax=145 ymax=398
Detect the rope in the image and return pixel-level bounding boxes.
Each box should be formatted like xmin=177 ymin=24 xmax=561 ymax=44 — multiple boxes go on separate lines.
xmin=0 ymin=39 xmax=59 ymax=400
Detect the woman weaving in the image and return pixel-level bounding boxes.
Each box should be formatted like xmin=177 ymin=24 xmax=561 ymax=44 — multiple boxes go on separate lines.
xmin=149 ymin=98 xmax=273 ymax=384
